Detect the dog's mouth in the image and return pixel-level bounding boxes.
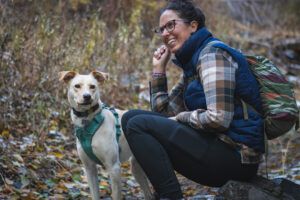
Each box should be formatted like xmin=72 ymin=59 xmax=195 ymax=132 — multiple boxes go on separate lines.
xmin=78 ymin=101 xmax=92 ymax=106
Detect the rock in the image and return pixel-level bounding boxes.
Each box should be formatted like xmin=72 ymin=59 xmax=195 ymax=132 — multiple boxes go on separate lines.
xmin=214 ymin=176 xmax=299 ymax=200
xmin=272 ymin=178 xmax=300 ymax=200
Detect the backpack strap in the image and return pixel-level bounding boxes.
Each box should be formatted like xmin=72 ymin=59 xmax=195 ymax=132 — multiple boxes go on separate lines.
xmin=204 ymin=40 xmax=224 ymax=50
xmin=239 ymin=99 xmax=249 ymax=121
xmin=239 ymin=98 xmax=269 ymax=178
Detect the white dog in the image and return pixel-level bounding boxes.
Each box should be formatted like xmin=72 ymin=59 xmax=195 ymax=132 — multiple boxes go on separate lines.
xmin=58 ymin=71 xmax=153 ymax=200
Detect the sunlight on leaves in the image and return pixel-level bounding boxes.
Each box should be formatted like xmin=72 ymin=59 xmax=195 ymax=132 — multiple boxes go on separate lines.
xmin=100 ymin=180 xmax=109 ymax=187
xmin=49 ymin=152 xmax=64 ymax=158
xmin=2 ymin=130 xmax=9 ymax=137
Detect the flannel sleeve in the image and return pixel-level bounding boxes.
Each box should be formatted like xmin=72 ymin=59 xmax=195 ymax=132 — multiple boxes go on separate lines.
xmin=175 ymin=47 xmax=238 ymax=132
xmin=150 ymin=74 xmax=186 ymax=116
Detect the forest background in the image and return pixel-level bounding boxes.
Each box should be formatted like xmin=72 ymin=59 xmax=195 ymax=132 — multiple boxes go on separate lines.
xmin=0 ymin=0 xmax=300 ymax=199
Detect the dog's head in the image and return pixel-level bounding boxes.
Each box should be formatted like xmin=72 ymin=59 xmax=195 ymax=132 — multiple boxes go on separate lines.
xmin=58 ymin=71 xmax=108 ymax=111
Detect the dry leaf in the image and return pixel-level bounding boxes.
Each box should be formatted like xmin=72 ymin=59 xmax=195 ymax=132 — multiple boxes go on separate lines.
xmin=294 ymin=175 xmax=300 ymax=180
xmin=100 ymin=180 xmax=109 ymax=187
xmin=2 ymin=130 xmax=9 ymax=137
xmin=49 ymin=152 xmax=64 ymax=158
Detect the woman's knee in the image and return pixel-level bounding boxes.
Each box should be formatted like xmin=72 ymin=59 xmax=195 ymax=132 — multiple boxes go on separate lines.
xmin=121 ymin=109 xmax=143 ymax=134
xmin=122 ymin=109 xmax=162 ymax=134
xmin=125 ymin=115 xmax=148 ymax=137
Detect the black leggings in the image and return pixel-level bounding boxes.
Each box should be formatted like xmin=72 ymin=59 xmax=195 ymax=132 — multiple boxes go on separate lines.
xmin=122 ymin=109 xmax=258 ymax=199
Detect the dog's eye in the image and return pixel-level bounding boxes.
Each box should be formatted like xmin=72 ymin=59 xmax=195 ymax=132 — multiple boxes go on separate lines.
xmin=90 ymin=85 xmax=96 ymax=89
xmin=75 ymin=84 xmax=80 ymax=89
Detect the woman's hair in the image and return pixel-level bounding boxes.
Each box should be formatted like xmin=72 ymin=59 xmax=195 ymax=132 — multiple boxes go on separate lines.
xmin=161 ymin=0 xmax=205 ymax=30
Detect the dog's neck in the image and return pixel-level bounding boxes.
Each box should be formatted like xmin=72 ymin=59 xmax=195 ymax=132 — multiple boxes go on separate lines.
xmin=71 ymin=103 xmax=102 ymax=127
xmin=72 ymin=103 xmax=100 ymax=118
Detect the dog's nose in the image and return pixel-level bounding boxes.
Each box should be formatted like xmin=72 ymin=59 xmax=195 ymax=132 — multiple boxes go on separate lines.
xmin=83 ymin=94 xmax=91 ymax=101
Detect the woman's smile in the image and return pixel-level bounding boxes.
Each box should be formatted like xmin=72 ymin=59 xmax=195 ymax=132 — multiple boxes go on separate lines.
xmin=167 ymin=38 xmax=176 ymax=45
xmin=159 ymin=10 xmax=197 ymax=53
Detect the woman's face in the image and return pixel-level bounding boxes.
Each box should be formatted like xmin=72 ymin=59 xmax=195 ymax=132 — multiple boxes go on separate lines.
xmin=159 ymin=10 xmax=198 ymax=53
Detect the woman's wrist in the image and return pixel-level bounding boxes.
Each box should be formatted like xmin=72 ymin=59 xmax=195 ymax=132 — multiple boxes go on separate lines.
xmin=153 ymin=66 xmax=166 ymax=74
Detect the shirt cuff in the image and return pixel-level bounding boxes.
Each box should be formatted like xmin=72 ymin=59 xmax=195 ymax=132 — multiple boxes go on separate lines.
xmin=151 ymin=74 xmax=168 ymax=93
xmin=175 ymin=111 xmax=192 ymax=124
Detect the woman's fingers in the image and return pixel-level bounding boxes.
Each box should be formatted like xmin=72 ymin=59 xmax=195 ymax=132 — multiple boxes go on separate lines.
xmin=154 ymin=46 xmax=166 ymax=60
xmin=154 ymin=51 xmax=160 ymax=59
xmin=153 ymin=45 xmax=170 ymax=72
xmin=159 ymin=45 xmax=166 ymax=54
xmin=168 ymin=116 xmax=177 ymax=121
xmin=160 ymin=46 xmax=170 ymax=60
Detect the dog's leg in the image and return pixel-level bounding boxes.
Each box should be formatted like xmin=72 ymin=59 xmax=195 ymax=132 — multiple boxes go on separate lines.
xmin=77 ymin=142 xmax=100 ymax=200
xmin=81 ymin=158 xmax=100 ymax=200
xmin=106 ymin=161 xmax=122 ymax=200
xmin=130 ymin=156 xmax=154 ymax=200
xmin=84 ymin=161 xmax=100 ymax=200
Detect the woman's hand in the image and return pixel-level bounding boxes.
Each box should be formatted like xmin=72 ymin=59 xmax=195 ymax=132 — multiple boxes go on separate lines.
xmin=153 ymin=45 xmax=171 ymax=73
xmin=168 ymin=116 xmax=177 ymax=121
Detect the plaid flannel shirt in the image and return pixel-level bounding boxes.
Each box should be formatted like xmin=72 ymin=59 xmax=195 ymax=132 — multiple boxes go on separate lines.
xmin=150 ymin=45 xmax=262 ymax=164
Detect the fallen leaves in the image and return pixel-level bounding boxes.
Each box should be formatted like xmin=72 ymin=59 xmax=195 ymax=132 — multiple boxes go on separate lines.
xmin=1 ymin=121 xmax=300 ymax=200
xmin=2 ymin=130 xmax=9 ymax=137
xmin=49 ymin=152 xmax=64 ymax=159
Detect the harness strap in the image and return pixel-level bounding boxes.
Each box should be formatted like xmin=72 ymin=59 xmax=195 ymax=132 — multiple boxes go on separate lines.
xmin=102 ymin=104 xmax=122 ymax=143
xmin=75 ymin=105 xmax=122 ymax=166
xmin=75 ymin=110 xmax=104 ymax=165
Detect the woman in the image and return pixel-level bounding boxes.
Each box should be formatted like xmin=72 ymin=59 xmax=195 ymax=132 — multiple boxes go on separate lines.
xmin=122 ymin=0 xmax=265 ymax=199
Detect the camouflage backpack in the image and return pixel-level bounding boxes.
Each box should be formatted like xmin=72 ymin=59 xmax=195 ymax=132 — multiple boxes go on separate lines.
xmin=207 ymin=41 xmax=299 ymax=139
xmin=242 ymin=54 xmax=299 ymax=139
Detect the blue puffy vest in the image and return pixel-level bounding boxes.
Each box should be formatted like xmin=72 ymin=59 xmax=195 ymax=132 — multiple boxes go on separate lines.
xmin=173 ymin=28 xmax=264 ymax=152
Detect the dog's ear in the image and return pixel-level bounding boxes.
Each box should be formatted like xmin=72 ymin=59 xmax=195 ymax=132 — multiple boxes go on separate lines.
xmin=90 ymin=71 xmax=109 ymax=84
xmin=58 ymin=71 xmax=77 ymax=83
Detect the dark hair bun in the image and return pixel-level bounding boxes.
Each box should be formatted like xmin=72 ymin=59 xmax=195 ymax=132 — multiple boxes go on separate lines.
xmin=195 ymin=8 xmax=205 ymax=28
xmin=162 ymin=0 xmax=205 ymax=29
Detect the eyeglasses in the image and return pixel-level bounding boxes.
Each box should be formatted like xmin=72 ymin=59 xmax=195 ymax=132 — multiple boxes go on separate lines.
xmin=154 ymin=19 xmax=189 ymax=34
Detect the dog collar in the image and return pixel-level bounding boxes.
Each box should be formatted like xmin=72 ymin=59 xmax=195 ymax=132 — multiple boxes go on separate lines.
xmin=72 ymin=103 xmax=100 ymax=118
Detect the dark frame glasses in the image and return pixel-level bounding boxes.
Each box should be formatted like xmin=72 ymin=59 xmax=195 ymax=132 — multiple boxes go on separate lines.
xmin=154 ymin=19 xmax=189 ymax=34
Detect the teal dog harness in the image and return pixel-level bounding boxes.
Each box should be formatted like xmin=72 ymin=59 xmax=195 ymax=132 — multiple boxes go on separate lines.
xmin=74 ymin=104 xmax=121 ymax=165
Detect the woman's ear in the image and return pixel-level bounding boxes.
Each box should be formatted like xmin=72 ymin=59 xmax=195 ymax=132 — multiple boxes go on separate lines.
xmin=190 ymin=20 xmax=198 ymax=32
